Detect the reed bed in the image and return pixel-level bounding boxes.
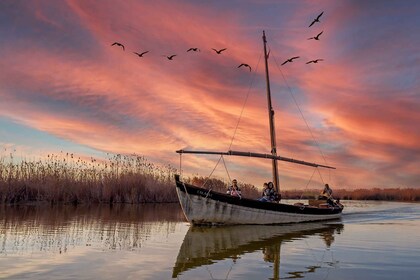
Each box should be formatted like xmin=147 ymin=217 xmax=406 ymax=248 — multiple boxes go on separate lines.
xmin=0 ymin=152 xmax=178 ymax=204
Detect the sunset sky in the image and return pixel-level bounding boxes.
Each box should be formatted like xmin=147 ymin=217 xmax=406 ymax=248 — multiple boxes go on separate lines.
xmin=1 ymin=0 xmax=419 ymax=189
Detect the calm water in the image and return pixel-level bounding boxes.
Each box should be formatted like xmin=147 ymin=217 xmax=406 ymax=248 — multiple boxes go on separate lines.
xmin=1 ymin=201 xmax=419 ymax=280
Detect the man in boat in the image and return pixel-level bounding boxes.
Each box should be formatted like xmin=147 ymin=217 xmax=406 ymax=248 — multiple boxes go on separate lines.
xmin=227 ymin=179 xmax=241 ymax=197
xmin=319 ymin=184 xmax=333 ymax=199
xmin=319 ymin=184 xmax=337 ymax=206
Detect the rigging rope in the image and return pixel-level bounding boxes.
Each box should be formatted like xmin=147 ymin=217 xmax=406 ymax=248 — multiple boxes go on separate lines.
xmin=316 ymin=167 xmax=325 ymax=185
xmin=228 ymin=51 xmax=263 ymax=150
xmin=221 ymin=155 xmax=232 ymax=183
xmin=189 ymin=52 xmax=264 ymax=188
xmin=269 ymin=46 xmax=329 ymax=167
xmin=179 ymin=153 xmax=182 ymax=178
xmin=300 ymin=167 xmax=317 ymax=200
xmin=201 ymin=155 xmax=223 ymax=188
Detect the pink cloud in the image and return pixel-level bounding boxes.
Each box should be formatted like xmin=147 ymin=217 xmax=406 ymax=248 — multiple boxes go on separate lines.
xmin=0 ymin=0 xmax=418 ymax=188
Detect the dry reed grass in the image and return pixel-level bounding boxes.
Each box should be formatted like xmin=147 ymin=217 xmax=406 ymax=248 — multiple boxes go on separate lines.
xmin=0 ymin=152 xmax=178 ymax=204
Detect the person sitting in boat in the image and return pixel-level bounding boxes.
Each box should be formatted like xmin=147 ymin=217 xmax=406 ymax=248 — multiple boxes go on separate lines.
xmin=319 ymin=183 xmax=338 ymax=207
xmin=259 ymin=182 xmax=278 ymax=202
xmin=268 ymin=182 xmax=281 ymax=202
xmin=227 ymin=179 xmax=241 ymax=197
xmin=230 ymin=184 xmax=242 ymax=197
xmin=319 ymin=183 xmax=333 ymax=200
xmin=258 ymin=183 xmax=269 ymax=201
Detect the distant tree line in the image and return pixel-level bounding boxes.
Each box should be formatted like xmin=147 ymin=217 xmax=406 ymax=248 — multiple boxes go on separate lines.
xmin=282 ymin=188 xmax=420 ymax=202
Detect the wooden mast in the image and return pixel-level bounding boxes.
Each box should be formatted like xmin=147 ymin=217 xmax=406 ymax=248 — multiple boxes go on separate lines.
xmin=262 ymin=31 xmax=280 ymax=193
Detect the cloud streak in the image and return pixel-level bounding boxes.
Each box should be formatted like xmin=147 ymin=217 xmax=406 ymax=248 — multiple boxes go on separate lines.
xmin=0 ymin=0 xmax=419 ymax=188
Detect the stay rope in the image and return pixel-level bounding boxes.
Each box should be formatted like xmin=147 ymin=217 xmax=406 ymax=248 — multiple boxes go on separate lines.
xmin=228 ymin=51 xmax=263 ymax=150
xmin=269 ymin=46 xmax=329 ymax=168
xmin=200 ymin=52 xmax=264 ymax=186
xmin=300 ymin=167 xmax=317 ymax=200
xmin=221 ymin=155 xmax=232 ymax=183
xmin=201 ymin=155 xmax=223 ymax=188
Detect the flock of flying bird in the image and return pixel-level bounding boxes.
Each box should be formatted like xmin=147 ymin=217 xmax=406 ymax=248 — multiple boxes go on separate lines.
xmin=111 ymin=41 xmax=252 ymax=71
xmin=111 ymin=11 xmax=325 ymax=72
xmin=281 ymin=11 xmax=325 ymax=66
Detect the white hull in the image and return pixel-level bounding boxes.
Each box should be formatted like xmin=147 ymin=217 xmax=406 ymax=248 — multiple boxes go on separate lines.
xmin=176 ymin=187 xmax=342 ymax=225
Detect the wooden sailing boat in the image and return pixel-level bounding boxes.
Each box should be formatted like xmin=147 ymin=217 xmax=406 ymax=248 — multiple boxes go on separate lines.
xmin=174 ymin=31 xmax=343 ymax=225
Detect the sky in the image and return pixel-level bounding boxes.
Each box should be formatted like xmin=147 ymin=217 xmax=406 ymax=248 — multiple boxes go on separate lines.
xmin=0 ymin=0 xmax=419 ymax=189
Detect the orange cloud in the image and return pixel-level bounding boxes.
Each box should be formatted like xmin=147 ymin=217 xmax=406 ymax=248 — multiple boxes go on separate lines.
xmin=0 ymin=0 xmax=418 ymax=188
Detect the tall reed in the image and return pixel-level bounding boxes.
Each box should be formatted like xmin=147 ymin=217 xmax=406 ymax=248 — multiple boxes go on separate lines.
xmin=0 ymin=152 xmax=178 ymax=204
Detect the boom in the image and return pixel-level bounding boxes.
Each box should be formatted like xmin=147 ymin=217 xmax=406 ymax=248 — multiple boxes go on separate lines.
xmin=176 ymin=149 xmax=336 ymax=170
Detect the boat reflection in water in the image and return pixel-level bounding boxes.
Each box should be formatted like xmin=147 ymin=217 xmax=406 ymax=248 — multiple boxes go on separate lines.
xmin=173 ymin=222 xmax=343 ymax=279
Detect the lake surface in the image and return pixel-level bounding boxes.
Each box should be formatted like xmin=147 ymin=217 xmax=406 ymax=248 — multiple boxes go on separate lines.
xmin=1 ymin=200 xmax=419 ymax=280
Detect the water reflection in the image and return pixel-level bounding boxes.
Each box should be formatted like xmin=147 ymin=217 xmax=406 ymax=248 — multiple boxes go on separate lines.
xmin=1 ymin=201 xmax=418 ymax=279
xmin=173 ymin=222 xmax=343 ymax=279
xmin=0 ymin=204 xmax=184 ymax=254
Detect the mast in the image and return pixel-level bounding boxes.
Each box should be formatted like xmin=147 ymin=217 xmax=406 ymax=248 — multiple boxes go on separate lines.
xmin=262 ymin=30 xmax=280 ymax=193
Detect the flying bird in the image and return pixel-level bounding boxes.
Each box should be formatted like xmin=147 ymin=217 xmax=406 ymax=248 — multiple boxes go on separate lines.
xmin=187 ymin=48 xmax=200 ymax=52
xmin=281 ymin=56 xmax=300 ymax=65
xmin=309 ymin=12 xmax=324 ymax=27
xmin=238 ymin=63 xmax=252 ymax=71
xmin=306 ymin=59 xmax=324 ymax=64
xmin=133 ymin=51 xmax=149 ymax=57
xmin=212 ymin=48 xmax=227 ymax=54
xmin=111 ymin=42 xmax=125 ymax=51
xmin=308 ymin=31 xmax=323 ymax=40
xmin=164 ymin=54 xmax=177 ymax=60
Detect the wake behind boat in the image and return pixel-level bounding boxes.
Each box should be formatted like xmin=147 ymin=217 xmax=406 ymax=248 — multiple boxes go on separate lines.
xmin=174 ymin=31 xmax=343 ymax=225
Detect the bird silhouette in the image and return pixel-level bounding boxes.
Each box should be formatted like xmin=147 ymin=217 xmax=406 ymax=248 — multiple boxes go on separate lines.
xmin=163 ymin=55 xmax=177 ymax=60
xmin=187 ymin=48 xmax=200 ymax=52
xmin=306 ymin=59 xmax=324 ymax=64
xmin=309 ymin=12 xmax=324 ymax=27
xmin=111 ymin=42 xmax=125 ymax=51
xmin=212 ymin=48 xmax=227 ymax=54
xmin=238 ymin=63 xmax=252 ymax=71
xmin=133 ymin=51 xmax=149 ymax=57
xmin=308 ymin=31 xmax=323 ymax=40
xmin=281 ymin=56 xmax=300 ymax=65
